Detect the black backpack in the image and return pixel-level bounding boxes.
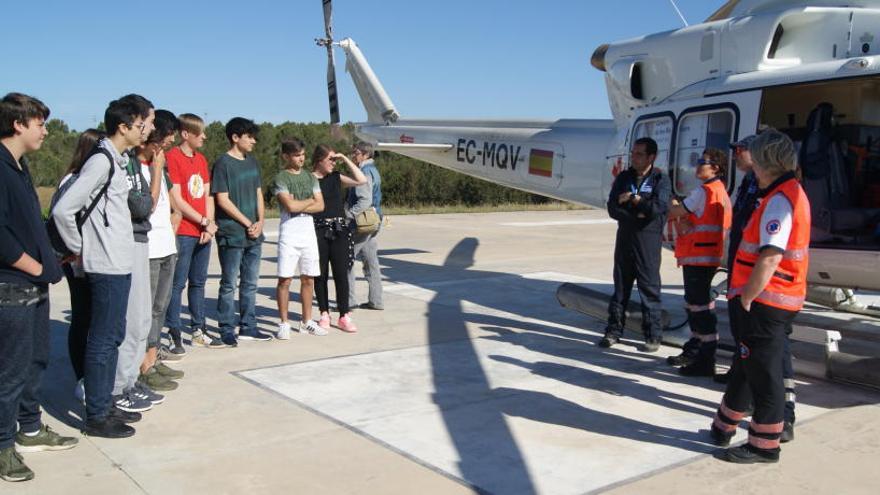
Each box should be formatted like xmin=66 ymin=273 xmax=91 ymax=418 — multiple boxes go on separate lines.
xmin=45 ymin=147 xmax=116 ymax=258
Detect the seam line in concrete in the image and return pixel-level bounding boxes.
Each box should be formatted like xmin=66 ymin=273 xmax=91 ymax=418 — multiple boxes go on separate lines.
xmin=83 ymin=437 xmax=150 ymax=495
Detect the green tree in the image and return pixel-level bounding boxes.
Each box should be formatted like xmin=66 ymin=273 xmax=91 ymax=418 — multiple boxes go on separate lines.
xmin=24 ymin=117 xmax=550 ymax=209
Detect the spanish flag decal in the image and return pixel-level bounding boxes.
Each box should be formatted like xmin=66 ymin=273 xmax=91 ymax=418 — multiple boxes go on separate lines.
xmin=528 ymin=148 xmax=554 ymax=177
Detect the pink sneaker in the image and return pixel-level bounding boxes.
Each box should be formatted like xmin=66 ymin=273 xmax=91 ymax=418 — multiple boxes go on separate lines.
xmin=337 ymin=313 xmax=358 ymax=333
xmin=318 ymin=312 xmax=332 ymax=330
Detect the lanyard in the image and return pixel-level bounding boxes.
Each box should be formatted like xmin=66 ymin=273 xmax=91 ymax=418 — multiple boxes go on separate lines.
xmin=629 ymin=168 xmax=653 ymax=195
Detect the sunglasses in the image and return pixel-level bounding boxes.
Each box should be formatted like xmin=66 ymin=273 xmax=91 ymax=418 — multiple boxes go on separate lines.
xmin=697 ymin=158 xmax=714 ymax=166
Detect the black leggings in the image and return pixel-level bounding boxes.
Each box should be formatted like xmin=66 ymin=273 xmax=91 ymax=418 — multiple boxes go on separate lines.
xmin=63 ymin=264 xmax=91 ymax=381
xmin=315 ymin=227 xmax=351 ymax=315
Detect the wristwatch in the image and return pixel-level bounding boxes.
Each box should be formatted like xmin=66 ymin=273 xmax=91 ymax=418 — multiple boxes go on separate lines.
xmin=200 ymin=216 xmax=209 ymax=227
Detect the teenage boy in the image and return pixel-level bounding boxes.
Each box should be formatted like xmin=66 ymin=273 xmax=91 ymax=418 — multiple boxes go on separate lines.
xmin=54 ymin=95 xmax=155 ymax=438
xmin=112 ymin=95 xmax=160 ymax=414
xmin=213 ymin=117 xmax=270 ymax=345
xmin=0 ymin=93 xmax=76 ymax=482
xmin=138 ymin=110 xmax=184 ymax=393
xmin=347 ymin=141 xmax=384 ymax=311
xmin=274 ymin=138 xmax=326 ymax=339
xmin=164 ymin=114 xmax=221 ymax=348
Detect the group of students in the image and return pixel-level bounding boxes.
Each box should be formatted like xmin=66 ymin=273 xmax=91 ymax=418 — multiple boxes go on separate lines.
xmin=0 ymin=92 xmax=385 ymax=482
xmin=603 ymin=132 xmax=810 ymax=464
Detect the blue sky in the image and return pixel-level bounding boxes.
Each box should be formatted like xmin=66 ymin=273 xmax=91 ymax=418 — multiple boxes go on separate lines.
xmin=3 ymin=0 xmax=720 ymax=131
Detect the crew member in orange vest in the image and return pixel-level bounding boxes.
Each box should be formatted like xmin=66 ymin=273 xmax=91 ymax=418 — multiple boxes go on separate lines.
xmin=667 ymin=148 xmax=732 ymax=376
xmin=710 ymin=130 xmax=810 ymax=464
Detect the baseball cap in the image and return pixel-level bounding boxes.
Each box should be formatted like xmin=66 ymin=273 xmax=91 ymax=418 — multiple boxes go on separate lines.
xmin=729 ymin=134 xmax=757 ymax=149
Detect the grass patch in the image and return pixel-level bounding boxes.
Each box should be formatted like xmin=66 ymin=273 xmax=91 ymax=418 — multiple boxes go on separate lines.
xmin=262 ymin=201 xmax=586 ymax=218
xmin=382 ymin=202 xmax=588 ymax=215
xmin=38 ymin=185 xmax=586 ymax=219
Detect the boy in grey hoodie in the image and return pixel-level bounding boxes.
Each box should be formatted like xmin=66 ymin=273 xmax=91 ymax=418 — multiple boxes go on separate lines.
xmin=52 ymin=95 xmax=155 ymax=439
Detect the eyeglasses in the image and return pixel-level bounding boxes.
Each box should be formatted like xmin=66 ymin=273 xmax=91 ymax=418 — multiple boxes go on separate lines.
xmin=697 ymin=158 xmax=714 ymax=166
xmin=129 ymin=121 xmax=146 ymax=132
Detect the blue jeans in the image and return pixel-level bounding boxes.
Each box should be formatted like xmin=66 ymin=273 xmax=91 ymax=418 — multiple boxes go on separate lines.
xmin=217 ymin=243 xmax=262 ymax=338
xmin=0 ymin=283 xmax=49 ymax=449
xmin=164 ymin=235 xmax=211 ymax=331
xmin=84 ymin=273 xmax=131 ymax=421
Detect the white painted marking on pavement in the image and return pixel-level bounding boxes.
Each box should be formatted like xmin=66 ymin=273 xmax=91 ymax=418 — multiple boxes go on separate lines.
xmin=500 ymin=219 xmax=615 ymax=227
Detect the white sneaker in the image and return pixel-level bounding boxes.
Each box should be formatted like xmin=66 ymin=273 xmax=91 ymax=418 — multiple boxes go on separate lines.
xmin=300 ymin=320 xmax=328 ymax=336
xmin=277 ymin=322 xmax=291 ymax=340
xmin=74 ymin=379 xmax=85 ymax=404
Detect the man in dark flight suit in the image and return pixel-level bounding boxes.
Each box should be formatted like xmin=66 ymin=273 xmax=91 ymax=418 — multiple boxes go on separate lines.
xmin=601 ymin=137 xmax=672 ymax=352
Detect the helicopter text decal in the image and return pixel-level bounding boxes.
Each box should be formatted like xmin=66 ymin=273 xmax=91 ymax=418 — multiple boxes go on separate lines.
xmin=455 ymin=139 xmax=523 ymax=170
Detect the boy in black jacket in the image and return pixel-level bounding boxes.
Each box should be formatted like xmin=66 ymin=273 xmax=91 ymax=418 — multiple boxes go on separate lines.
xmin=0 ymin=93 xmax=77 ymax=483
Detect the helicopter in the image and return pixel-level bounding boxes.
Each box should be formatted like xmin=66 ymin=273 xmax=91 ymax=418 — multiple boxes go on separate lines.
xmin=316 ymin=0 xmax=880 ymax=300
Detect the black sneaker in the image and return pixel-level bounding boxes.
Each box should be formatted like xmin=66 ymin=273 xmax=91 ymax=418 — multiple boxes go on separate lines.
xmin=710 ymin=425 xmax=734 ymax=447
xmin=167 ymin=328 xmax=186 ymax=356
xmin=668 ymin=338 xmax=700 ymax=366
xmin=720 ymin=444 xmax=779 ymax=464
xmin=598 ymin=334 xmax=620 ymax=348
xmin=220 ymin=334 xmax=238 ymax=348
xmin=83 ymin=417 xmax=135 ymax=438
xmin=108 ymin=407 xmax=141 ymax=424
xmin=679 ymin=359 xmax=716 ymax=377
xmin=781 ymin=421 xmax=794 ymax=443
xmin=238 ymin=330 xmax=272 ymax=342
xmin=638 ymin=340 xmax=661 ymax=353
xmin=358 ymin=302 xmax=384 ymax=310
xmin=667 ymin=352 xmax=697 ymax=367
xmin=713 ymin=370 xmax=731 ymax=384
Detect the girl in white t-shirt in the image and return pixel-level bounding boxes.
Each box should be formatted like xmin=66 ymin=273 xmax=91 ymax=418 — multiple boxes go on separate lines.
xmin=137 ymin=110 xmax=184 ymax=390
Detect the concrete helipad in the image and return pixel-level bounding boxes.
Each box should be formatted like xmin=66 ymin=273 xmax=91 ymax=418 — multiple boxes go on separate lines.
xmin=14 ymin=210 xmax=880 ymax=494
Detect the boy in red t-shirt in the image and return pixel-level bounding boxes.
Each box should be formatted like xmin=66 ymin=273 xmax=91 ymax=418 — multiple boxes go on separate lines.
xmin=164 ymin=114 xmax=223 ymax=349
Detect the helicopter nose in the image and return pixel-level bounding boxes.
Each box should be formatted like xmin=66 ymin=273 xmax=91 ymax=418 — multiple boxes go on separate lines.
xmin=591 ymin=43 xmax=609 ymax=72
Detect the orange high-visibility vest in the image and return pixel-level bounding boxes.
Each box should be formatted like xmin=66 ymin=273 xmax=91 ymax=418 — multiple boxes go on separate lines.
xmin=675 ymin=178 xmax=732 ymax=267
xmin=728 ymin=176 xmax=811 ymax=311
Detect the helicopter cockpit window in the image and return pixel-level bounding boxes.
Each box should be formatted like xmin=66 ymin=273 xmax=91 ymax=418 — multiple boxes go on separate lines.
xmin=674 ymin=110 xmax=735 ymax=196
xmin=632 ymin=115 xmax=673 ymax=170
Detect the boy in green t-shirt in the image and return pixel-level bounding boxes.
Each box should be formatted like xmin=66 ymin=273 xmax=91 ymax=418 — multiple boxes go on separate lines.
xmin=212 ymin=117 xmax=269 ymax=345
xmin=273 ymin=138 xmax=326 ymax=339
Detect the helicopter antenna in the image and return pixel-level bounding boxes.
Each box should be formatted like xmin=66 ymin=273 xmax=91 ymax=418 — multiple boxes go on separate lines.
xmin=668 ymin=0 xmax=690 ymax=27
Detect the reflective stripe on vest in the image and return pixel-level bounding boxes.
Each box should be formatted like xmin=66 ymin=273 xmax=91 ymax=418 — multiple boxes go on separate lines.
xmin=728 ymin=287 xmax=806 ymax=308
xmin=728 ymin=177 xmax=810 ymax=311
xmin=675 ymin=179 xmax=732 ymax=267
xmin=678 ymin=256 xmax=723 ymax=265
xmin=737 ymin=241 xmax=808 ymax=260
xmin=691 ymin=224 xmax=725 ymax=233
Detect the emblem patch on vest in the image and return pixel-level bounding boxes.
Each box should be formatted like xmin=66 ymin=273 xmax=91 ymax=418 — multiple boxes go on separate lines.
xmin=739 ymin=343 xmax=751 ymax=359
xmin=765 ymin=219 xmax=781 ymax=235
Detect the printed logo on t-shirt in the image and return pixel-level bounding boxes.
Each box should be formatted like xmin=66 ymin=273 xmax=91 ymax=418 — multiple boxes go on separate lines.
xmin=765 ymin=219 xmax=782 ymax=235
xmin=188 ymin=174 xmax=205 ymax=199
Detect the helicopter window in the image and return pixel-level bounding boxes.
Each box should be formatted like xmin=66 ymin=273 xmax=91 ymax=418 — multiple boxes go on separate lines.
xmin=632 ymin=115 xmax=673 ymax=170
xmin=673 ymin=110 xmax=735 ymax=196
